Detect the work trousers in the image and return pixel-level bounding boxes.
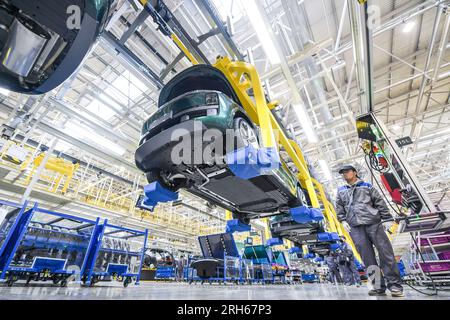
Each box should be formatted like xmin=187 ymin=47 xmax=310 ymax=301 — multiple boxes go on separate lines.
xmin=328 ymin=266 xmax=342 ymax=284
xmin=349 ymin=223 xmax=402 ymax=290
xmin=341 ymin=259 xmax=361 ymax=285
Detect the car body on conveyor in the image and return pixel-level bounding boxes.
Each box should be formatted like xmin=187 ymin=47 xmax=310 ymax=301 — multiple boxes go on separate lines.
xmin=135 ymin=64 xmax=305 ymax=222
xmin=0 ymin=0 xmax=115 ymax=94
xmin=270 ymin=212 xmax=325 ymax=245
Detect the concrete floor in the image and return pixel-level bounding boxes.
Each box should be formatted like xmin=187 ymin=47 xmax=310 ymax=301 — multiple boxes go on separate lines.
xmin=0 ymin=281 xmax=449 ymax=300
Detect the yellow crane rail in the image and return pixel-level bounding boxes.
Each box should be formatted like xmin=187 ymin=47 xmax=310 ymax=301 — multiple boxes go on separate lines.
xmin=214 ymin=56 xmax=360 ymax=259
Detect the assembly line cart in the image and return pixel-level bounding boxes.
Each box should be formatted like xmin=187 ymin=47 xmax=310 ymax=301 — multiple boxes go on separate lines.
xmin=0 ymin=200 xmax=100 ymax=287
xmin=402 ymin=230 xmax=450 ymax=287
xmin=243 ymin=245 xmax=274 ymax=284
xmin=271 ymin=251 xmax=289 ymax=284
xmin=187 ymin=233 xmax=245 ymax=284
xmin=81 ymin=221 xmax=148 ymax=287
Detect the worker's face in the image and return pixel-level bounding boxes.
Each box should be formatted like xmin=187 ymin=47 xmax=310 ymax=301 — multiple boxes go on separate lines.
xmin=341 ymin=169 xmax=357 ymax=183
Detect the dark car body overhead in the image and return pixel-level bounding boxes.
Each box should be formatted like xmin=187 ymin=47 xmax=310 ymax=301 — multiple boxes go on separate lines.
xmin=135 ymin=64 xmax=302 ymax=219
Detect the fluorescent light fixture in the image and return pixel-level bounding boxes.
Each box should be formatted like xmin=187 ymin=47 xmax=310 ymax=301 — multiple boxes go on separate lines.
xmin=392 ymin=124 xmax=401 ymax=131
xmin=318 ymin=159 xmax=333 ymax=181
xmin=87 ymin=98 xmax=117 ymax=121
xmin=402 ymin=21 xmax=415 ymax=33
xmin=292 ymin=104 xmax=318 ymax=143
xmin=63 ymin=121 xmax=126 ymax=156
xmin=0 ymin=87 xmax=10 ymax=96
xmin=241 ymin=0 xmax=281 ymax=65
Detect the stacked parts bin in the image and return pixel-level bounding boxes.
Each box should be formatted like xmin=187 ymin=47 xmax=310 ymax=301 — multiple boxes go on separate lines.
xmin=155 ymin=266 xmax=176 ymax=280
xmin=243 ymin=245 xmax=273 ymax=284
xmin=0 ymin=200 xmax=99 ymax=286
xmin=402 ymin=230 xmax=450 ymax=286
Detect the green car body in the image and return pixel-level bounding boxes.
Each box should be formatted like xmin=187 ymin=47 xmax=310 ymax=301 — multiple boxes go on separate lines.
xmin=135 ymin=65 xmax=303 ymax=220
xmin=139 ymin=90 xmax=298 ymax=194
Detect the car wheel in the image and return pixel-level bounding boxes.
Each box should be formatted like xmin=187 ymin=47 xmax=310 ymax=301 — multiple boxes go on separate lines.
xmin=234 ymin=117 xmax=259 ymax=150
xmin=232 ymin=211 xmax=250 ymax=225
xmin=146 ymin=170 xmax=187 ymax=192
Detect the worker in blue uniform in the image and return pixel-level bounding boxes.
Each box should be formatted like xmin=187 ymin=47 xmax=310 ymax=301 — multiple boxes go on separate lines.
xmin=335 ymin=164 xmax=404 ymax=297
xmin=339 ymin=235 xmax=362 ymax=287
xmin=325 ymin=250 xmax=342 ymax=284
xmin=336 ymin=246 xmax=352 ymax=285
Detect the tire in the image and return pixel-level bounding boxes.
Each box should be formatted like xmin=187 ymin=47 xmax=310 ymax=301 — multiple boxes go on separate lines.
xmin=123 ymin=278 xmax=131 ymax=288
xmin=233 ymin=117 xmax=259 ymax=150
xmin=146 ymin=170 xmax=186 ymax=192
xmin=232 ymin=212 xmax=250 ymax=225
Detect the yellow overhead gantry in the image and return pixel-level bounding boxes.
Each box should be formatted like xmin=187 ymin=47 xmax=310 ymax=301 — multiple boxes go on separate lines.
xmin=132 ymin=2 xmax=361 ymax=258
xmin=138 ymin=0 xmax=200 ymax=65
xmin=213 ymin=56 xmax=361 ymax=261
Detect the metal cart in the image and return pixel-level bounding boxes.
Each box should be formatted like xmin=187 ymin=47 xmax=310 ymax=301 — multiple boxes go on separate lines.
xmin=0 ymin=200 xmax=100 ymax=286
xmin=81 ymin=221 xmax=148 ymax=287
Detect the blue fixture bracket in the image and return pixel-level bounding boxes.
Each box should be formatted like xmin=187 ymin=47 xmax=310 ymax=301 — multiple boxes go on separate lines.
xmin=289 ymin=206 xmax=324 ymax=224
xmin=317 ymin=232 xmax=340 ymax=242
xmin=329 ymin=243 xmax=341 ymax=251
xmin=225 ymin=219 xmax=251 ymax=233
xmin=226 ymin=146 xmax=280 ymax=180
xmin=266 ymin=237 xmax=284 ymax=246
xmin=288 ymin=246 xmax=301 ymax=254
xmin=142 ymin=181 xmax=179 ymax=211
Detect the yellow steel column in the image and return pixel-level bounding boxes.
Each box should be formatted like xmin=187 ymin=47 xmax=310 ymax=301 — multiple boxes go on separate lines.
xmin=312 ymin=179 xmax=337 ymax=233
xmin=302 ymin=245 xmax=309 ymax=255
xmin=225 ymin=210 xmax=233 ymax=220
xmin=170 ymin=34 xmax=199 ymax=65
xmin=263 ymin=218 xmax=272 ymax=241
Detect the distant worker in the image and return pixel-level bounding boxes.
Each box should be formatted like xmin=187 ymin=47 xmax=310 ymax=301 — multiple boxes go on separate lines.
xmin=325 ymin=250 xmax=342 ymax=284
xmin=335 ymin=164 xmax=404 ymax=297
xmin=176 ymin=255 xmax=186 ymax=282
xmin=336 ymin=247 xmax=351 ymax=285
xmin=339 ymin=235 xmax=362 ymax=287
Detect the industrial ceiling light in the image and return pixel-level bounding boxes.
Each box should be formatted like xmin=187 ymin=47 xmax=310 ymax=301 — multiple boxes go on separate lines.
xmin=0 ymin=87 xmax=10 ymax=96
xmin=292 ymin=103 xmax=319 ymax=143
xmin=241 ymin=0 xmax=281 ymax=65
xmin=402 ymin=21 xmax=415 ymax=33
xmin=64 ymin=121 xmax=126 ymax=156
xmin=318 ymin=159 xmax=333 ymax=181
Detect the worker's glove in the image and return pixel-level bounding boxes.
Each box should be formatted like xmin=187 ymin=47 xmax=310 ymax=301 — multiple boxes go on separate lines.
xmin=383 ymin=221 xmax=396 ymax=235
xmin=341 ymin=221 xmax=352 ymax=233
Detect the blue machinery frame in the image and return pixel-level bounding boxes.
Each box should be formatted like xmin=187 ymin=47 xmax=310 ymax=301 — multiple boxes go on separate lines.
xmin=185 ymin=233 xmax=286 ymax=284
xmin=0 ymin=200 xmax=148 ymax=287
xmin=81 ymin=222 xmax=148 ymax=287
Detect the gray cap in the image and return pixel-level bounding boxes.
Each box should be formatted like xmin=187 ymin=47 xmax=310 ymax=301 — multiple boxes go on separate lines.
xmin=338 ymin=164 xmax=357 ymax=174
